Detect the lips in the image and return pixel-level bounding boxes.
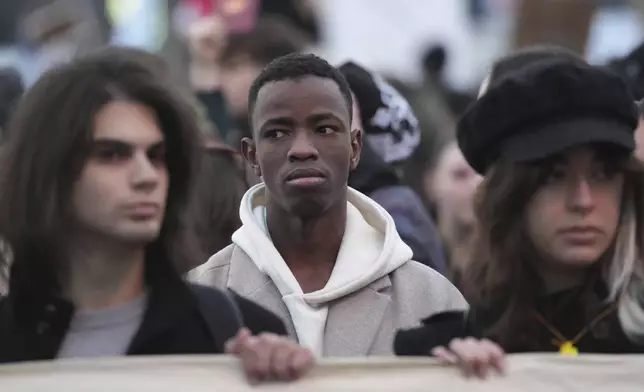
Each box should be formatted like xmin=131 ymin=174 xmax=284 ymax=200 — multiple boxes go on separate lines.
xmin=559 ymin=226 xmax=602 ymax=244
xmin=559 ymin=226 xmax=601 ymax=234
xmin=285 ymin=168 xmax=327 ymax=187
xmin=125 ymin=203 xmax=161 ymax=219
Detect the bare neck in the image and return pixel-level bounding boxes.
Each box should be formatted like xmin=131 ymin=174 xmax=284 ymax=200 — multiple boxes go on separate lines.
xmin=266 ymin=201 xmax=346 ymax=292
xmin=62 ymin=240 xmax=146 ymax=310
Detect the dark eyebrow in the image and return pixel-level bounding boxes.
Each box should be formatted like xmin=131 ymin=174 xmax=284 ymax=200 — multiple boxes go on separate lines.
xmin=149 ymin=141 xmax=165 ymax=150
xmin=307 ymin=113 xmax=343 ymax=124
xmin=591 ymin=145 xmax=626 ymax=166
xmin=92 ymin=138 xmax=164 ymax=150
xmin=260 ymin=117 xmax=296 ymax=129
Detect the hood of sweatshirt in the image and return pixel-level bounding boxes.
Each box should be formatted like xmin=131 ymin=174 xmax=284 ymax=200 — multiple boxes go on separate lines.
xmin=231 ymin=183 xmax=413 ymax=355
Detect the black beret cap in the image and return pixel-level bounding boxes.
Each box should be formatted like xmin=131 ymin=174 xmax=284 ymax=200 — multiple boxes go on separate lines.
xmin=457 ymin=60 xmax=638 ymax=174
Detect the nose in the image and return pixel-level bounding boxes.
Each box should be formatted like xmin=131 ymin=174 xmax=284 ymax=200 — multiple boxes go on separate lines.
xmin=130 ymin=152 xmax=160 ymax=191
xmin=287 ymin=131 xmax=318 ymax=162
xmin=567 ymin=178 xmax=595 ymax=214
xmin=467 ymin=171 xmax=483 ymax=192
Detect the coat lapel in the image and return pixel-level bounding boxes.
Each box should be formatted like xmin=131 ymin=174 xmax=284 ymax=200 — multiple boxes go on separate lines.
xmin=226 ymin=247 xmax=297 ymax=338
xmin=225 ymin=246 xmax=394 ymax=355
xmin=323 ymin=276 xmax=392 ymax=356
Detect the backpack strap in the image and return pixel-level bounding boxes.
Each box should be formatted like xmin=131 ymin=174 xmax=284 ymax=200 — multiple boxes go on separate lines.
xmin=190 ymin=284 xmax=244 ymax=352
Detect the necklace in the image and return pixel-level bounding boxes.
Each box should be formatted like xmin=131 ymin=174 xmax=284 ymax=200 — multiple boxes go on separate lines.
xmin=532 ymin=302 xmax=617 ymax=355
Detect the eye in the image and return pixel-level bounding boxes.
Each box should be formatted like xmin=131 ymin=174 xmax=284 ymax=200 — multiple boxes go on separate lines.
xmin=451 ymin=167 xmax=471 ymax=181
xmin=316 ymin=126 xmax=335 ymax=134
xmin=265 ymin=129 xmax=287 ymax=139
xmin=591 ymin=162 xmax=620 ymax=181
xmin=93 ymin=145 xmax=130 ymax=163
xmin=544 ymin=165 xmax=567 ymax=184
xmin=148 ymin=146 xmax=166 ymax=166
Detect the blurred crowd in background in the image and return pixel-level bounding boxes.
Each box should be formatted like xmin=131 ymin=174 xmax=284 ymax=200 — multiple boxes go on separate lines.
xmin=1 ymin=0 xmax=643 ymax=85
xmin=0 ymin=0 xmax=644 ymax=283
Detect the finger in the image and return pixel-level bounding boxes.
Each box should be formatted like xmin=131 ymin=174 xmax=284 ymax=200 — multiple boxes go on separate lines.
xmin=238 ymin=336 xmax=263 ymax=383
xmin=463 ymin=338 xmax=490 ymax=379
xmin=225 ymin=328 xmax=251 ymax=354
xmin=448 ymin=339 xmax=474 ymax=377
xmin=449 ymin=338 xmax=487 ymax=378
xmin=431 ymin=346 xmax=458 ymax=365
xmin=224 ymin=331 xmax=242 ymax=354
xmin=289 ymin=347 xmax=315 ymax=379
xmin=237 ymin=328 xmax=252 ymax=341
xmin=269 ymin=341 xmax=296 ymax=381
xmin=460 ymin=338 xmax=493 ymax=379
xmin=467 ymin=339 xmax=503 ymax=379
xmin=246 ymin=334 xmax=276 ymax=382
xmin=224 ymin=338 xmax=237 ymax=354
xmin=480 ymin=339 xmax=506 ymax=375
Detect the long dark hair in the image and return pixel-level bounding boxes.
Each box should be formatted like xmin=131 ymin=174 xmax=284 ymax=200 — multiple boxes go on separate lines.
xmin=463 ymin=148 xmax=644 ymax=350
xmin=0 ymin=47 xmax=203 ymax=298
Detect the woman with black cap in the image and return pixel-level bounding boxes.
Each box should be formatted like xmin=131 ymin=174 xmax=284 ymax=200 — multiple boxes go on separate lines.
xmin=394 ymin=59 xmax=644 ymax=376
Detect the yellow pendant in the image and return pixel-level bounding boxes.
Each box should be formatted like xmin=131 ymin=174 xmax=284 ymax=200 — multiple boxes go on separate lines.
xmin=559 ymin=341 xmax=579 ymax=356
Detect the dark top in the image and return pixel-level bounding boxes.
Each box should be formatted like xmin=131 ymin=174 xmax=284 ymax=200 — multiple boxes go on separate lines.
xmin=369 ymin=185 xmax=446 ymax=274
xmin=196 ymin=90 xmax=233 ymax=143
xmin=0 ymin=257 xmax=287 ymax=363
xmin=395 ymin=283 xmax=644 ymax=355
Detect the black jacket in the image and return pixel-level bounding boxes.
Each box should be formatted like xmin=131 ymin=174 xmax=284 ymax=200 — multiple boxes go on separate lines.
xmin=395 ymin=283 xmax=644 ymax=355
xmin=0 ymin=256 xmax=287 ymax=363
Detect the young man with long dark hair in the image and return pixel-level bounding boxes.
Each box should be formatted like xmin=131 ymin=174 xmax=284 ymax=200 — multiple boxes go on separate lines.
xmin=0 ymin=48 xmax=313 ymax=383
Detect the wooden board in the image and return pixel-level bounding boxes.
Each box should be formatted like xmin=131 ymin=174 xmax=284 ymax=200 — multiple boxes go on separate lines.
xmin=1 ymin=354 xmax=644 ymax=391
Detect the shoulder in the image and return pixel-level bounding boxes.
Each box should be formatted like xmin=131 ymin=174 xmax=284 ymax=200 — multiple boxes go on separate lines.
xmin=186 ymin=244 xmax=236 ymax=285
xmin=393 ymin=261 xmax=461 ymax=295
xmin=391 ymin=261 xmax=468 ymax=312
xmin=371 ymin=186 xmax=422 ymax=212
xmin=188 ymin=284 xmax=288 ymax=339
xmin=391 ymin=264 xmax=469 ymax=356
xmin=230 ymin=291 xmax=288 ymax=337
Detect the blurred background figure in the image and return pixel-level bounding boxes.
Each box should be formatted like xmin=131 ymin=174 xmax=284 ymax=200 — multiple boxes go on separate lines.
xmin=608 ymin=40 xmax=644 ymax=101
xmin=14 ymin=0 xmax=110 ymax=85
xmin=0 ymin=0 xmax=638 ymax=90
xmin=214 ymin=16 xmax=309 ymax=142
xmin=187 ymin=139 xmax=248 ymax=271
xmin=416 ymin=138 xmax=481 ymax=284
xmin=0 ymin=67 xmax=23 ymax=293
xmin=185 ymin=12 xmax=309 ymax=187
xmin=180 ymin=0 xmax=316 ymax=143
xmin=340 ymin=61 xmax=447 ymax=274
xmin=0 ymin=68 xmax=24 ymax=140
xmin=636 ymin=100 xmax=644 ymax=162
